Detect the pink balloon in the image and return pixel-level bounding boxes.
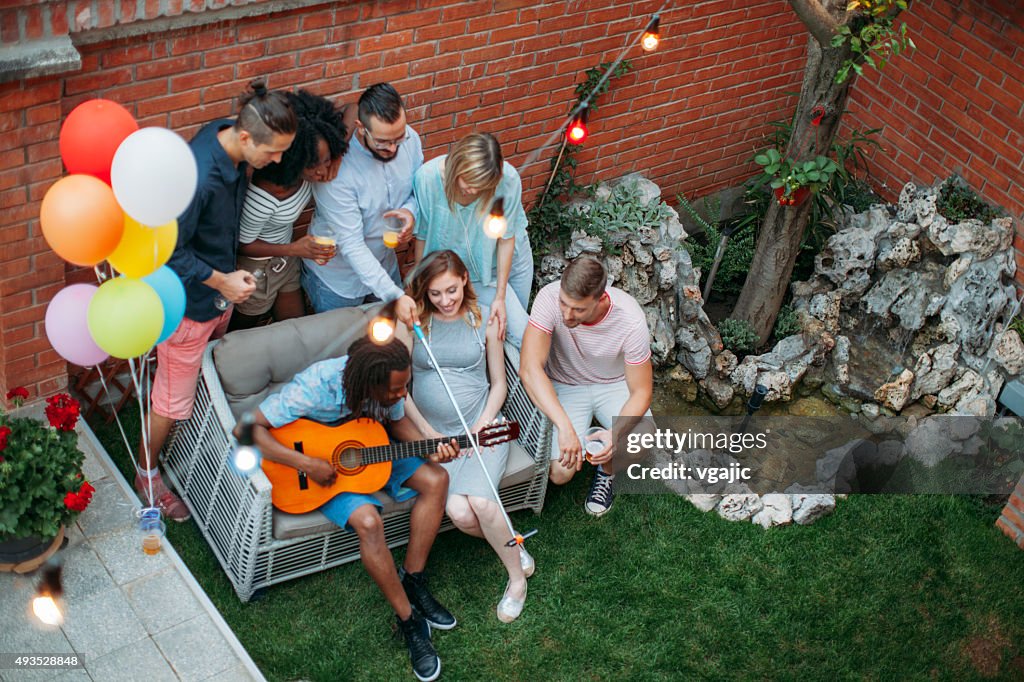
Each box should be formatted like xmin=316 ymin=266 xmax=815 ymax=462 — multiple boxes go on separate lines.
xmin=45 ymin=284 xmax=110 ymax=367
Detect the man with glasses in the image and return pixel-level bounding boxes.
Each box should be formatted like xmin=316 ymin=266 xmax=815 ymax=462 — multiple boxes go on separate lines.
xmin=303 ymin=83 xmax=420 ymax=324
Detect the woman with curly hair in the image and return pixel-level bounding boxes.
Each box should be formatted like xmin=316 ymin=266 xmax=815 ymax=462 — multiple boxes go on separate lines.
xmin=231 ymin=90 xmax=352 ymax=330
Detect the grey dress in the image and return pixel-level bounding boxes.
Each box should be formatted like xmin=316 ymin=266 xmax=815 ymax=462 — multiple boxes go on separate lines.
xmin=411 ymin=308 xmax=509 ymax=501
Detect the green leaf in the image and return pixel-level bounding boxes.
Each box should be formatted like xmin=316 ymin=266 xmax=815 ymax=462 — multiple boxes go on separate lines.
xmin=754 ymin=153 xmax=770 ymax=166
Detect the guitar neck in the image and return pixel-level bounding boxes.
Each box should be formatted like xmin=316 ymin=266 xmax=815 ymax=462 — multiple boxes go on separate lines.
xmin=362 ymin=433 xmax=475 ymax=465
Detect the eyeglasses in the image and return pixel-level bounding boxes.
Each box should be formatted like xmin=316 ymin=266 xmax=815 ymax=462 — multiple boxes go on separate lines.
xmin=364 ymin=129 xmax=410 ymax=150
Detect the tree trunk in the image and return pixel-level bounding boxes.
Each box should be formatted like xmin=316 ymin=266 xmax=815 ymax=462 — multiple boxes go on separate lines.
xmin=731 ymin=30 xmax=855 ymax=343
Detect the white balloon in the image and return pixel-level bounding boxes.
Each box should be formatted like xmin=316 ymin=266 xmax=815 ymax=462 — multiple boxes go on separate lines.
xmin=111 ymin=127 xmax=198 ymax=226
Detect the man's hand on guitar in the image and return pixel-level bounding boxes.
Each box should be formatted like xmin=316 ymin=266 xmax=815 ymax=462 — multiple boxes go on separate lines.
xmin=430 ymin=438 xmax=460 ymax=464
xmin=305 ymin=457 xmax=337 ymax=487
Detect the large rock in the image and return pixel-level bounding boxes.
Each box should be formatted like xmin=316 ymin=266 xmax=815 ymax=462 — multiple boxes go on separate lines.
xmin=987 ymin=329 xmax=1024 ymax=375
xmin=910 ymin=344 xmax=960 ymax=400
xmin=788 ymin=488 xmax=837 ymax=525
xmin=716 ymin=493 xmax=763 ymax=522
xmin=751 ymin=494 xmax=793 ymax=528
xmin=815 ymin=228 xmax=879 ymax=298
xmin=876 ymin=236 xmax=921 ymax=271
xmin=874 ymin=368 xmax=914 ymax=412
xmin=938 ymin=250 xmax=1017 ymax=367
xmin=928 ymin=216 xmax=1013 ymax=259
xmin=937 ymin=369 xmax=983 ymax=409
xmin=701 ymin=375 xmax=735 ymax=410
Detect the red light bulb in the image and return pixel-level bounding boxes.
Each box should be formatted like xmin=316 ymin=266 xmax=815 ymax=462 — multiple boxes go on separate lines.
xmin=566 ymin=106 xmax=589 ymax=145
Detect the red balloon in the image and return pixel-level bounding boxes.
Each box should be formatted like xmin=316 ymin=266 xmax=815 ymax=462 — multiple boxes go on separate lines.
xmin=59 ymin=99 xmax=138 ymax=185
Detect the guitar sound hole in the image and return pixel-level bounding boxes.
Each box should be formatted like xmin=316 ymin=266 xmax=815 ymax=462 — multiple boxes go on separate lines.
xmin=335 ymin=448 xmax=365 ymax=473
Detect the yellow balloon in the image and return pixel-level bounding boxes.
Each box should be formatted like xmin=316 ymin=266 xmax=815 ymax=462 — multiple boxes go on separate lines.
xmin=107 ymin=216 xmax=178 ymax=278
xmin=87 ymin=278 xmax=164 ymax=359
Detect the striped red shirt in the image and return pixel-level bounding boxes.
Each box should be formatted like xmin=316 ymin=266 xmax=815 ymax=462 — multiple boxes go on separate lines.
xmin=528 ymin=283 xmax=651 ymax=385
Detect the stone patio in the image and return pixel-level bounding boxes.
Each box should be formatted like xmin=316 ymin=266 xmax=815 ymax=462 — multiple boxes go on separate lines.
xmin=0 ymin=418 xmax=264 ymax=681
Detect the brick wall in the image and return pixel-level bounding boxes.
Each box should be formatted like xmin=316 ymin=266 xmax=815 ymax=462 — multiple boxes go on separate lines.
xmin=0 ymin=0 xmax=807 ymax=400
xmin=844 ymin=0 xmax=1024 ymax=286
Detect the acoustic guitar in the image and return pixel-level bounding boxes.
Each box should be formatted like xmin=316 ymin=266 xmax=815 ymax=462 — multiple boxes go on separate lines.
xmin=265 ymin=417 xmax=520 ymax=513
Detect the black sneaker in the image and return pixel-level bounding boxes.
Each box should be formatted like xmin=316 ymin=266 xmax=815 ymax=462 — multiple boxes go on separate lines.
xmin=585 ymin=469 xmax=615 ymax=517
xmin=400 ymin=569 xmax=457 ymax=630
xmin=396 ymin=613 xmax=440 ymax=682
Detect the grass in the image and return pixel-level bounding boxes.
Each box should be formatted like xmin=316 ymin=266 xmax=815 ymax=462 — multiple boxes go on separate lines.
xmin=90 ymin=403 xmax=1024 ymax=681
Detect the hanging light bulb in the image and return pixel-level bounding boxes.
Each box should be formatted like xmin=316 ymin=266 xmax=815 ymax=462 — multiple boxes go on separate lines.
xmin=484 ymin=197 xmax=507 ymax=239
xmin=566 ymin=105 xmax=589 ymax=145
xmin=368 ymin=300 xmax=398 ymax=344
xmin=230 ymin=413 xmax=261 ymax=475
xmin=641 ymin=15 xmax=660 ymax=52
xmin=32 ymin=559 xmax=64 ymax=626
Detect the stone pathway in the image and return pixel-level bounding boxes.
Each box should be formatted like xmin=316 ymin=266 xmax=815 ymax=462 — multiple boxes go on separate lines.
xmin=0 ymin=420 xmax=264 ymax=681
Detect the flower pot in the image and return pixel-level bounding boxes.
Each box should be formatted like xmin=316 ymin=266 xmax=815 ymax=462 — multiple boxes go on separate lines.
xmin=774 ymin=186 xmax=811 ymax=207
xmin=0 ymin=526 xmax=65 ymax=574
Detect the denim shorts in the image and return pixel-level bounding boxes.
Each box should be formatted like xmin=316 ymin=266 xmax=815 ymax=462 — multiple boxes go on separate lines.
xmin=319 ymin=457 xmax=425 ymax=531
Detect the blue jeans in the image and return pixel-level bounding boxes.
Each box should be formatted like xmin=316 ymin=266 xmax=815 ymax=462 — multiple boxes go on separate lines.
xmin=510 ymin=230 xmax=534 ymax=307
xmin=302 ymin=267 xmax=389 ymax=313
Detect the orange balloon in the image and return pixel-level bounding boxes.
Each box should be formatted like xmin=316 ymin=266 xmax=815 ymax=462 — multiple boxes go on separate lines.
xmin=40 ymin=174 xmax=124 ymax=266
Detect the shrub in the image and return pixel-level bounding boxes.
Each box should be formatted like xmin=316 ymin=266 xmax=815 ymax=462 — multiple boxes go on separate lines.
xmin=936 ymin=177 xmax=1003 ymax=223
xmin=773 ymin=304 xmax=802 ymax=339
xmin=678 ymin=194 xmax=756 ymax=299
xmin=718 ymin=318 xmax=760 ymax=354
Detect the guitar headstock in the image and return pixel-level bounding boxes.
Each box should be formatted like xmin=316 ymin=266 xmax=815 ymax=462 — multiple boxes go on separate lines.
xmin=476 ymin=419 xmax=520 ymax=446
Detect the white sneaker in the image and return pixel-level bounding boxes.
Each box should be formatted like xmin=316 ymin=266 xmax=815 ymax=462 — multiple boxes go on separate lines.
xmin=519 ymin=547 xmax=535 ymax=578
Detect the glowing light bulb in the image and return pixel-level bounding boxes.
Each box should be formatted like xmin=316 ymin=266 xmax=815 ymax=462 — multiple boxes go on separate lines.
xmin=566 ymin=106 xmax=589 ymax=145
xmin=484 ymin=197 xmax=507 ymax=238
xmin=370 ymin=317 xmax=396 ymax=344
xmin=229 ymin=413 xmax=261 ymax=476
xmin=32 ymin=595 xmax=64 ymax=626
xmin=641 ymin=16 xmax=660 ymax=52
xmin=233 ymin=445 xmax=259 ymax=473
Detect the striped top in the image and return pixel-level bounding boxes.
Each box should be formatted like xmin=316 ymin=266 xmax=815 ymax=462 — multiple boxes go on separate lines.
xmin=238 ymin=181 xmax=313 ymax=246
xmin=528 ymin=282 xmax=652 ymax=385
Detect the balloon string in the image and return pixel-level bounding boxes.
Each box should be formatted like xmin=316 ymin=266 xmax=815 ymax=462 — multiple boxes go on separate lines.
xmin=128 ymin=355 xmax=154 ymax=508
xmin=95 ymin=362 xmax=135 ymax=465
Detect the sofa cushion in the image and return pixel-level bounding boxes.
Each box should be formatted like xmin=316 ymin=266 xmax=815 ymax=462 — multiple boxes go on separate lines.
xmin=272 ymin=440 xmax=538 ymax=540
xmin=213 ymin=305 xmax=383 ymax=418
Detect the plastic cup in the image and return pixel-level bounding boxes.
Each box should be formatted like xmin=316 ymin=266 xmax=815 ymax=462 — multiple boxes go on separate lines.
xmin=581 ymin=426 xmax=610 ymax=463
xmin=138 ymin=508 xmax=166 ymax=555
xmin=382 ymin=230 xmax=400 ymax=248
xmin=313 ymin=235 xmax=335 ymax=248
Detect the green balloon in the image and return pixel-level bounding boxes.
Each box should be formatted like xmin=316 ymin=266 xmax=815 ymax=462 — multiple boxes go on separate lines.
xmin=87 ymin=278 xmax=164 ymax=359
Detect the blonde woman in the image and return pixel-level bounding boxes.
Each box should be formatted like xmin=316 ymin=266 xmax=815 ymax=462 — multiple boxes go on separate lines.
xmin=412 ymin=132 xmax=533 ymax=347
xmin=404 ymin=250 xmax=533 ymax=623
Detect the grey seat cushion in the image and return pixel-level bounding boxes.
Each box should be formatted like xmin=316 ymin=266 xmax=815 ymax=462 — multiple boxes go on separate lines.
xmin=214 ymin=305 xmax=382 ymax=418
xmin=272 ymin=440 xmax=537 ymax=540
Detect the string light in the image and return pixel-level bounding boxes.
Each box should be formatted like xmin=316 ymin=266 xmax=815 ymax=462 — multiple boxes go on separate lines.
xmin=230 ymin=413 xmax=260 ymax=475
xmin=566 ymin=105 xmax=589 ymax=145
xmin=32 ymin=559 xmax=64 ymax=626
xmin=484 ymin=197 xmax=507 ymax=238
xmin=641 ymin=15 xmax=660 ymax=51
xmin=368 ymin=300 xmax=398 ymax=344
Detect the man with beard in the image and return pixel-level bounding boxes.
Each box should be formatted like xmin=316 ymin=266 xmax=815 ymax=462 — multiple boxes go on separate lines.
xmin=302 ymin=83 xmax=420 ymax=325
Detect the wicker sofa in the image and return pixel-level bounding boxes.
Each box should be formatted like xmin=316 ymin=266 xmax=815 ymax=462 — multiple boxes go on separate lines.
xmin=161 ymin=305 xmax=551 ymax=602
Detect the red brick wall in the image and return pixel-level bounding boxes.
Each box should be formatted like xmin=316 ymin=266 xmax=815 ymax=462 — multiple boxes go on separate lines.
xmin=844 ymin=0 xmax=1024 ymax=284
xmin=0 ymin=0 xmax=806 ymax=400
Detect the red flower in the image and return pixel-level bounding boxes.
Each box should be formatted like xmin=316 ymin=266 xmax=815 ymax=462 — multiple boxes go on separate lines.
xmin=45 ymin=394 xmax=80 ymax=432
xmin=0 ymin=425 xmax=10 ymax=452
xmin=64 ymin=491 xmax=88 ymax=512
xmin=6 ymin=386 xmax=28 ymax=404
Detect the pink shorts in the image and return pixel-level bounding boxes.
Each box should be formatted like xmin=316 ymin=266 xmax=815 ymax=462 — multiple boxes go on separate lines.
xmin=151 ymin=310 xmax=231 ymax=420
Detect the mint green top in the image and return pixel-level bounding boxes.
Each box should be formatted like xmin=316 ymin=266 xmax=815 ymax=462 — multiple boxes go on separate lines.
xmin=413 ymin=156 xmax=528 ymax=286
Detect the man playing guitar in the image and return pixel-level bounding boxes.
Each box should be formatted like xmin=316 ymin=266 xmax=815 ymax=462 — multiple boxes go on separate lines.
xmin=239 ymin=334 xmax=458 ymax=682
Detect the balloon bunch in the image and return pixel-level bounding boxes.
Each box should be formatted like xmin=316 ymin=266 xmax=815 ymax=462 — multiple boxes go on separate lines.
xmin=42 ymin=100 xmax=198 ymax=365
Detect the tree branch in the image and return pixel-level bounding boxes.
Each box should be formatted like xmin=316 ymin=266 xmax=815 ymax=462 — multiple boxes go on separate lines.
xmin=788 ymin=0 xmax=841 ymax=45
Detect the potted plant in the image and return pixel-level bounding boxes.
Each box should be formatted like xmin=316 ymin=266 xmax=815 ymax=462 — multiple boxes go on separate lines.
xmin=0 ymin=388 xmax=94 ymax=572
xmin=754 ymin=149 xmax=839 ymax=207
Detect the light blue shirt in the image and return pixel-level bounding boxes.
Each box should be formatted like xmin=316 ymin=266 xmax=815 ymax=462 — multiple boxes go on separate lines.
xmin=259 ymin=356 xmax=405 ymax=429
xmin=413 ymin=156 xmax=528 ymax=287
xmin=305 ymin=128 xmax=424 ymax=300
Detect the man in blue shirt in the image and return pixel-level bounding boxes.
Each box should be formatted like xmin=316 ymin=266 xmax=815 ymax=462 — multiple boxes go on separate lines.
xmin=243 ymin=336 xmax=458 ymax=682
xmin=137 ymin=84 xmax=297 ymax=522
xmin=302 ymin=83 xmax=420 ymax=326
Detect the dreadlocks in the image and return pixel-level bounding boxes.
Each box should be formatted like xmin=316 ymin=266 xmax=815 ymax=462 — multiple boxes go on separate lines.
xmin=342 ymin=335 xmax=410 ymax=420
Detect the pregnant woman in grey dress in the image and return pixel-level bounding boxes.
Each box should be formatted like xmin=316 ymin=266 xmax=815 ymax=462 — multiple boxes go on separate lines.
xmin=405 ymin=250 xmax=532 ymax=623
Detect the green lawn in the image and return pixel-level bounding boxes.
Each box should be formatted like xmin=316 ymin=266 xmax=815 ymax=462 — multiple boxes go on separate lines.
xmin=90 ymin=404 xmax=1024 ymax=681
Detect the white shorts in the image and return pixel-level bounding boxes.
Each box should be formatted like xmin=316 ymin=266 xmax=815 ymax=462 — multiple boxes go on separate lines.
xmin=549 ymin=381 xmax=652 ymax=460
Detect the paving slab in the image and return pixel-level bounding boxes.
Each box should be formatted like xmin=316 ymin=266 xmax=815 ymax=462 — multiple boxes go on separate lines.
xmin=85 ymin=637 xmax=178 ymax=682
xmin=90 ymin=526 xmax=172 ymax=586
xmin=153 ymin=615 xmax=241 ymax=681
xmin=75 ymin=478 xmax=136 ymax=540
xmin=61 ymin=586 xmax=148 ymax=660
xmin=123 ymin=567 xmax=203 ymax=635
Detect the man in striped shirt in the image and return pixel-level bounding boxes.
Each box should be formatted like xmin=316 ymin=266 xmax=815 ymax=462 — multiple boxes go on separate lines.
xmin=520 ymin=256 xmax=654 ymax=516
